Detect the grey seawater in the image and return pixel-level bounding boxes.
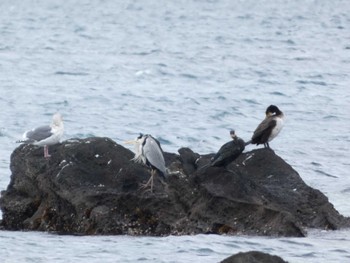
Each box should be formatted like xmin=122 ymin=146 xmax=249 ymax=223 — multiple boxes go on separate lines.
xmin=1 ymin=230 xmax=350 ymax=263
xmin=0 ymin=0 xmax=349 ymax=262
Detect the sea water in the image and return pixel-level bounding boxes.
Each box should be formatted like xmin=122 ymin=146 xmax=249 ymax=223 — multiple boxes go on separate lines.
xmin=0 ymin=0 xmax=349 ymax=262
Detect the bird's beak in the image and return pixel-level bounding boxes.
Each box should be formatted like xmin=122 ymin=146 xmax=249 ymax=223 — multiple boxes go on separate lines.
xmin=266 ymin=112 xmax=273 ymax=117
xmin=124 ymin=140 xmax=136 ymax=145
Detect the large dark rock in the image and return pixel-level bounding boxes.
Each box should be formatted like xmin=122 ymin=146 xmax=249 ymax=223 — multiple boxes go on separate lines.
xmin=0 ymin=137 xmax=349 ymax=236
xmin=220 ymin=251 xmax=287 ymax=263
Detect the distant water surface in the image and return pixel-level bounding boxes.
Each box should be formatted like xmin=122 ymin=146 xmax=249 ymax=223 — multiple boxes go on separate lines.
xmin=0 ymin=0 xmax=349 ymax=262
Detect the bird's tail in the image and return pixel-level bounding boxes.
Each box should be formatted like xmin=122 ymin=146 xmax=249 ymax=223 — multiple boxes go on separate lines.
xmin=161 ymin=169 xmax=167 ymax=179
xmin=16 ymin=139 xmax=31 ymax=144
xmin=244 ymin=140 xmax=252 ymax=146
xmin=16 ymin=139 xmax=35 ymax=144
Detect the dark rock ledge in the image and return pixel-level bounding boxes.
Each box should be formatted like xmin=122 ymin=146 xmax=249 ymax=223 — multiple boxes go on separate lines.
xmin=0 ymin=137 xmax=349 ymax=236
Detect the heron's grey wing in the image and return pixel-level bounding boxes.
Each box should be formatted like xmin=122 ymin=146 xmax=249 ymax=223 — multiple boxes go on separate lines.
xmin=143 ymin=136 xmax=167 ymax=175
xmin=24 ymin=125 xmax=53 ymax=141
xmin=252 ymin=117 xmax=276 ymax=141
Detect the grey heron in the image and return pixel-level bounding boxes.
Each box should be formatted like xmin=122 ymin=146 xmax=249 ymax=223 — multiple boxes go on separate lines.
xmin=125 ymin=134 xmax=167 ymax=192
xmin=246 ymin=105 xmax=284 ymax=148
xmin=210 ymin=130 xmax=245 ymax=167
xmin=18 ymin=113 xmax=64 ymax=158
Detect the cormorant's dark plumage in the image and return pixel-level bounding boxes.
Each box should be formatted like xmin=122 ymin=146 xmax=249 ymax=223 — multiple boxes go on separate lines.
xmin=249 ymin=105 xmax=284 ymax=148
xmin=210 ymin=130 xmax=245 ymax=167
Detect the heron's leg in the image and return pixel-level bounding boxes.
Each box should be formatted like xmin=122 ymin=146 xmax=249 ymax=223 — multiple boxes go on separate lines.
xmin=140 ymin=170 xmax=155 ymax=192
xmin=150 ymin=171 xmax=154 ymax=192
xmin=140 ymin=176 xmax=153 ymax=188
xmin=139 ymin=170 xmax=167 ymax=193
xmin=44 ymin=145 xmax=51 ymax=158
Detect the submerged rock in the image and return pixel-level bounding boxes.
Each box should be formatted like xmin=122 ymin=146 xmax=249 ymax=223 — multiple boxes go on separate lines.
xmin=220 ymin=251 xmax=287 ymax=263
xmin=0 ymin=137 xmax=349 ymax=236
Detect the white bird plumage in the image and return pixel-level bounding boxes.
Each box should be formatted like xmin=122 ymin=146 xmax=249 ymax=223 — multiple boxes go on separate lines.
xmin=19 ymin=113 xmax=64 ymax=158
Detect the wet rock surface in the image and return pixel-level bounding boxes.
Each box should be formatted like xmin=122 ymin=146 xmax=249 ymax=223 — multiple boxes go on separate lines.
xmin=1 ymin=137 xmax=349 ymax=236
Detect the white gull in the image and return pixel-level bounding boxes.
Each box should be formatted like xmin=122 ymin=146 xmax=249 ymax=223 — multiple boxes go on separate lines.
xmin=19 ymin=113 xmax=64 ymax=158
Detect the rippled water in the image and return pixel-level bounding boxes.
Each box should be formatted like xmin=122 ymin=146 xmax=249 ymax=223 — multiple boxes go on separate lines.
xmin=1 ymin=230 xmax=350 ymax=263
xmin=1 ymin=0 xmax=350 ymax=262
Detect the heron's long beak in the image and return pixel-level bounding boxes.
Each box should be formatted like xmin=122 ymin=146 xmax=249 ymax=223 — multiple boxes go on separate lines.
xmin=124 ymin=140 xmax=136 ymax=144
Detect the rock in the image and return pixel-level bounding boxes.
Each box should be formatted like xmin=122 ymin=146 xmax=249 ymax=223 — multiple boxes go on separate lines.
xmin=178 ymin=147 xmax=200 ymax=175
xmin=220 ymin=251 xmax=287 ymax=263
xmin=0 ymin=137 xmax=349 ymax=236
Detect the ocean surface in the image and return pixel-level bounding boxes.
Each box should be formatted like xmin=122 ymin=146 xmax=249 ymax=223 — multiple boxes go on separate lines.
xmin=0 ymin=0 xmax=349 ymax=262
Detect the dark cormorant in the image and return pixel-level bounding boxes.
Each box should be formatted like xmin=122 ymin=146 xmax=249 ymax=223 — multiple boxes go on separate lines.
xmin=246 ymin=105 xmax=284 ymax=148
xmin=210 ymin=130 xmax=245 ymax=168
